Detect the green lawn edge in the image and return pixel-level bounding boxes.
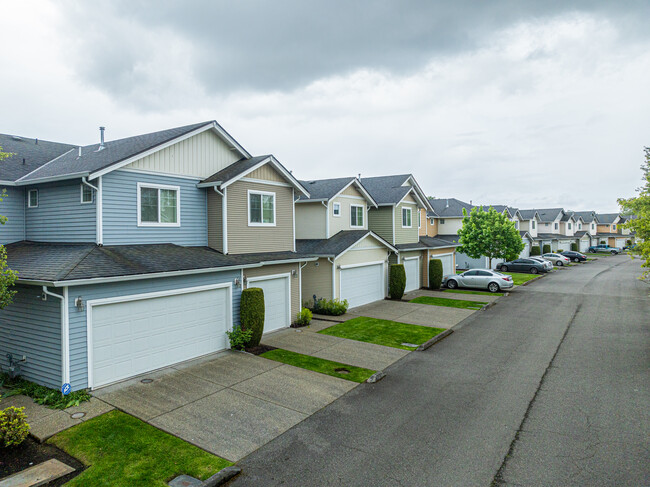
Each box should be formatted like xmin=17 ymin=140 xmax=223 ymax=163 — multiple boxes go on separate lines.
xmin=443 ymin=289 xmax=504 ymax=297
xmin=48 ymin=410 xmax=232 ymax=486
xmin=261 ymin=349 xmax=375 ymax=383
xmin=319 ymin=316 xmax=445 ymax=350
xmin=409 ymin=296 xmax=487 ymax=310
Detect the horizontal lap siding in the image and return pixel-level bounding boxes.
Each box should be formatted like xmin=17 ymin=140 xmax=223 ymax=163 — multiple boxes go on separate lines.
xmin=0 ymin=285 xmax=61 ymax=389
xmin=244 ymin=264 xmax=300 ymax=322
xmin=295 ymin=203 xmax=327 ymax=239
xmin=330 ymin=191 xmax=367 ymax=235
xmin=68 ymin=270 xmax=241 ymax=391
xmin=102 ymin=170 xmax=207 ymax=246
xmin=395 ymin=202 xmax=419 ymax=245
xmin=207 ymin=190 xmax=223 ymax=252
xmin=301 ymin=258 xmax=332 ymax=305
xmin=25 ymin=180 xmax=95 ymax=242
xmin=368 ymin=207 xmax=394 ymax=244
xmin=0 ymin=186 xmax=25 ymax=244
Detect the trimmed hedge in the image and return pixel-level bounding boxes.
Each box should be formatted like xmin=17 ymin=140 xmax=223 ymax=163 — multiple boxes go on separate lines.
xmin=429 ymin=259 xmax=443 ymax=290
xmin=530 ymin=246 xmax=541 ymax=256
xmin=241 ymin=288 xmax=265 ymax=347
xmin=389 ymin=264 xmax=406 ymax=300
xmin=543 ymin=244 xmax=551 ymax=254
xmin=312 ymin=298 xmax=348 ymax=316
xmin=570 ymin=243 xmax=578 ymax=251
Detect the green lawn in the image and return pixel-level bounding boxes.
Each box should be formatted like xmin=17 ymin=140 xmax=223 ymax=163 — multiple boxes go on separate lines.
xmin=319 ymin=316 xmax=445 ymax=350
xmin=443 ymin=289 xmax=504 ymax=297
xmin=409 ymin=296 xmax=486 ymax=310
xmin=261 ymin=349 xmax=375 ymax=383
xmin=500 ymin=272 xmax=540 ymax=286
xmin=48 ymin=410 xmax=231 ymax=486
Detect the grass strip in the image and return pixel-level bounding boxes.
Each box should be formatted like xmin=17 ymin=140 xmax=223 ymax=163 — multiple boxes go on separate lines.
xmin=409 ymin=296 xmax=487 ymax=310
xmin=261 ymin=349 xmax=375 ymax=383
xmin=498 ymin=272 xmax=540 ymax=286
xmin=48 ymin=410 xmax=232 ymax=487
xmin=443 ymin=289 xmax=504 ymax=297
xmin=319 ymin=316 xmax=445 ymax=351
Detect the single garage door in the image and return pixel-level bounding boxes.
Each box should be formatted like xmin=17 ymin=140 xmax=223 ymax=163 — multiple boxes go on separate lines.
xmin=434 ymin=254 xmax=454 ymax=276
xmin=248 ymin=276 xmax=290 ymax=333
xmin=615 ymin=238 xmax=626 ymax=248
xmin=580 ymin=238 xmax=590 ymax=252
xmin=90 ymin=285 xmax=230 ymax=389
xmin=404 ymin=257 xmax=420 ymax=292
xmin=340 ymin=263 xmax=384 ymax=308
xmin=520 ymin=241 xmax=530 ymax=258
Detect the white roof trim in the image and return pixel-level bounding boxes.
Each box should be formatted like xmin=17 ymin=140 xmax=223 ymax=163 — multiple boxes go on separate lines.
xmin=15 ymin=148 xmax=76 ymax=184
xmin=404 ymin=175 xmax=433 ymax=212
xmin=219 ymin=155 xmax=310 ymax=197
xmin=397 ymin=187 xmax=427 ymax=208
xmin=329 ymin=179 xmax=378 ymax=208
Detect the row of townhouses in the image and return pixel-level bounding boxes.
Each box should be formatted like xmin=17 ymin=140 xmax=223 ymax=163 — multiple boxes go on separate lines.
xmin=0 ymin=121 xmax=633 ymax=392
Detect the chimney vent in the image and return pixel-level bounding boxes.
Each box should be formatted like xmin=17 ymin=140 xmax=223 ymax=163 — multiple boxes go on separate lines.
xmin=78 ymin=147 xmax=82 ymax=157
xmin=445 ymin=199 xmax=449 ymax=208
xmin=98 ymin=126 xmax=105 ymax=151
xmin=22 ymin=158 xmax=26 ymax=165
xmin=35 ymin=138 xmax=38 ymax=145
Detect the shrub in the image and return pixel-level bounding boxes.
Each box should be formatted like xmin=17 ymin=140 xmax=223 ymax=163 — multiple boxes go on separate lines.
xmin=627 ymin=239 xmax=632 ymax=246
xmin=530 ymin=246 xmax=541 ymax=256
xmin=570 ymin=243 xmax=578 ymax=251
xmin=240 ymin=287 xmax=265 ymax=347
xmin=0 ymin=374 xmax=90 ymax=409
xmin=542 ymin=244 xmax=551 ymax=254
xmin=389 ymin=264 xmax=406 ymax=300
xmin=226 ymin=326 xmax=253 ymax=351
xmin=429 ymin=259 xmax=443 ymax=290
xmin=312 ymin=298 xmax=349 ymax=316
xmin=295 ymin=307 xmax=313 ymax=327
xmin=0 ymin=406 xmax=30 ymax=448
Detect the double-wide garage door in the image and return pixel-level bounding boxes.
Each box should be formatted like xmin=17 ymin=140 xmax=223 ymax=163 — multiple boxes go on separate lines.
xmin=90 ymin=285 xmax=230 ymax=389
xmin=340 ymin=263 xmax=384 ymax=308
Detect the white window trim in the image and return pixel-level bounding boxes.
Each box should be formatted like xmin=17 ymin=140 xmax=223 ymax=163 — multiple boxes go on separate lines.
xmin=418 ymin=210 xmax=421 ymax=229
xmin=136 ymin=182 xmax=181 ymax=227
xmin=27 ymin=189 xmax=38 ymax=208
xmin=80 ymin=184 xmax=94 ymax=204
xmin=247 ymin=189 xmax=276 ymax=227
xmin=332 ymin=202 xmax=341 ymax=217
xmin=402 ymin=207 xmax=412 ymax=228
xmin=350 ymin=204 xmax=364 ymax=228
xmin=532 ymin=221 xmax=536 ymax=229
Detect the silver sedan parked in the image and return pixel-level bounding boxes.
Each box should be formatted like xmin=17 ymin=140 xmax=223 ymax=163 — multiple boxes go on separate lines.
xmin=443 ymin=269 xmax=514 ymax=293
xmin=529 ymin=256 xmax=553 ymax=271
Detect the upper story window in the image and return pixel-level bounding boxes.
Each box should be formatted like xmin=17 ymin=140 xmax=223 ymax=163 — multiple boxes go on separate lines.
xmin=350 ymin=204 xmax=364 ymax=228
xmin=137 ymin=182 xmax=180 ymax=227
xmin=612 ymin=224 xmax=616 ymax=230
xmin=27 ymin=189 xmax=38 ymax=208
xmin=418 ymin=211 xmax=421 ymax=228
xmin=514 ymin=220 xmax=519 ymax=229
xmin=568 ymin=222 xmax=572 ymax=230
xmin=430 ymin=218 xmax=434 ymax=225
xmin=332 ymin=202 xmax=341 ymax=217
xmin=81 ymin=184 xmax=94 ymax=204
xmin=532 ymin=220 xmax=536 ymax=229
xmin=402 ymin=207 xmax=412 ymax=228
xmin=592 ymin=223 xmax=595 ymax=230
xmin=554 ymin=222 xmax=558 ymax=230
xmin=578 ymin=223 xmax=582 ymax=229
xmin=545 ymin=223 xmax=549 ymax=227
xmin=440 ymin=218 xmax=445 ymax=224
xmin=248 ymin=190 xmax=275 ymax=226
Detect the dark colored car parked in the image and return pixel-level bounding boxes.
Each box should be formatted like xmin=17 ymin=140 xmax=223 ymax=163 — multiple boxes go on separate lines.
xmin=560 ymin=250 xmax=587 ymax=262
xmin=497 ymin=258 xmax=548 ymax=274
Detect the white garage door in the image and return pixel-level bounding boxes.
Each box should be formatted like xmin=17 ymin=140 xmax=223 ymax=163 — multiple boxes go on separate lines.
xmin=404 ymin=257 xmax=420 ymax=292
xmin=580 ymin=238 xmax=590 ymax=252
xmin=430 ymin=255 xmax=454 ymax=277
xmin=615 ymin=238 xmax=625 ymax=248
xmin=340 ymin=263 xmax=384 ymax=308
xmin=90 ymin=285 xmax=230 ymax=389
xmin=248 ymin=275 xmax=290 ymax=334
xmin=520 ymin=241 xmax=531 ymax=258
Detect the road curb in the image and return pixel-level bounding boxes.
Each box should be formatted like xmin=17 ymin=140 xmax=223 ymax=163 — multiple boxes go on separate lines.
xmin=417 ymin=329 xmax=454 ymax=351
xmin=202 ymin=466 xmax=242 ymax=486
xmin=521 ymin=274 xmax=545 ymax=286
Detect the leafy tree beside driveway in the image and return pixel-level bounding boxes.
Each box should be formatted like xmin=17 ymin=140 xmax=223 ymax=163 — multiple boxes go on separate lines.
xmin=457 ymin=206 xmax=525 ymax=269
xmin=0 ymin=145 xmax=18 ymax=308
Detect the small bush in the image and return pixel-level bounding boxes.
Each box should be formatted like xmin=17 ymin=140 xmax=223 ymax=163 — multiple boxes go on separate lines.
xmin=0 ymin=406 xmax=30 ymax=448
xmin=530 ymin=246 xmax=541 ymax=256
xmin=295 ymin=307 xmax=313 ymax=327
xmin=389 ymin=264 xmax=406 ymax=300
xmin=570 ymin=243 xmax=578 ymax=251
xmin=226 ymin=326 xmax=253 ymax=351
xmin=626 ymin=239 xmax=632 ymax=246
xmin=241 ymin=287 xmax=265 ymax=347
xmin=313 ymin=298 xmax=349 ymax=316
xmin=542 ymin=244 xmax=551 ymax=254
xmin=0 ymin=374 xmax=90 ymax=410
xmin=429 ymin=259 xmax=443 ymax=290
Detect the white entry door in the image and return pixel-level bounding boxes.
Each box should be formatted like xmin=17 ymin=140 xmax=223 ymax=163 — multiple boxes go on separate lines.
xmin=340 ymin=263 xmax=384 ymax=308
xmin=248 ymin=275 xmax=290 ymax=333
xmin=404 ymin=257 xmax=420 ymax=292
xmin=90 ymin=285 xmax=230 ymax=389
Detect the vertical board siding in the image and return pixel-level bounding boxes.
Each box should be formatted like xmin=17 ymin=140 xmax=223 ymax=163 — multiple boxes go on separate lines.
xmin=68 ymin=270 xmax=241 ymax=391
xmin=25 ymin=180 xmax=96 ymax=242
xmin=0 ymin=186 xmax=25 ymax=244
xmin=227 ymin=181 xmax=293 ymax=254
xmin=368 ymin=207 xmax=394 ymax=244
xmin=0 ymin=285 xmax=62 ymax=389
xmin=395 ymin=202 xmax=420 ymax=245
xmin=126 ymin=130 xmax=240 ymax=179
xmin=207 ymin=189 xmax=223 ymax=252
xmin=295 ymin=203 xmax=327 ymax=239
xmin=301 ymin=258 xmax=332 ymax=305
xmin=244 ymin=263 xmax=300 ymax=320
xmin=102 ymin=170 xmax=207 ymax=246
xmin=247 ymin=165 xmax=284 ymax=182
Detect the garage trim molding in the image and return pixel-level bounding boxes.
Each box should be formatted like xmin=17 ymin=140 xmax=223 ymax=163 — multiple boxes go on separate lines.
xmin=85 ymin=282 xmax=233 ymax=389
xmin=246 ymin=272 xmax=292 ymax=331
xmin=427 ymin=251 xmax=454 ymax=287
xmin=339 ymin=259 xmax=386 ymax=270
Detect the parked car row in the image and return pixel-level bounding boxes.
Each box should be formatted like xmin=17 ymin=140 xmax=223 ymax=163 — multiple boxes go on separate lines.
xmin=587 ymin=244 xmax=621 ymax=254
xmin=442 ymin=269 xmax=514 ymax=293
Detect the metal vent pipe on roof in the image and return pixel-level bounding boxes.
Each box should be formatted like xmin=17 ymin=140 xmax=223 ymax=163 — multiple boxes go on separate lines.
xmin=99 ymin=126 xmax=105 ymax=150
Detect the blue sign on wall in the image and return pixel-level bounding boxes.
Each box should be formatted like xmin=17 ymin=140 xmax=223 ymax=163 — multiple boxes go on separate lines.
xmin=61 ymin=383 xmax=71 ymax=396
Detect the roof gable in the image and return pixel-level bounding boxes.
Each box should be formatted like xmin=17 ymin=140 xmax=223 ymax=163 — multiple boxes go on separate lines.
xmin=429 ymin=198 xmax=473 ymax=217
xmin=0 ymin=134 xmax=76 ymax=183
xmin=361 ymin=174 xmax=431 ymax=210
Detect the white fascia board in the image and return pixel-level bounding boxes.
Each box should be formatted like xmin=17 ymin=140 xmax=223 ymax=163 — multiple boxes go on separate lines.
xmin=397 ymin=188 xmax=427 ymax=208
xmin=295 ymin=198 xmax=328 ymax=203
xmin=211 ymin=120 xmax=251 ymax=159
xmin=335 ymin=231 xmax=398 ymax=260
xmin=330 ymin=179 xmax=378 ymax=208
xmin=220 ymin=156 xmax=310 ymax=198
xmin=0 ymin=180 xmax=17 ymax=186
xmin=15 ymin=171 xmax=90 ymax=186
xmin=15 ymin=147 xmax=76 ymax=183
xmin=405 ymin=175 xmax=433 ymax=211
xmin=259 ymin=257 xmax=317 ymax=266
xmin=196 ymin=180 xmax=224 ymax=188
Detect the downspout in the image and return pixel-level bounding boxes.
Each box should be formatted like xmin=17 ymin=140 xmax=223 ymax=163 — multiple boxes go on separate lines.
xmin=322 ymin=201 xmax=329 ymax=238
xmin=82 ymin=176 xmax=102 ymax=245
xmin=222 ymin=187 xmax=228 ymax=254
xmin=292 ymin=189 xmax=296 ymax=252
xmin=299 ymin=261 xmax=308 ymax=308
xmin=42 ymin=286 xmax=70 ymax=385
xmin=327 ymin=257 xmax=335 ymax=299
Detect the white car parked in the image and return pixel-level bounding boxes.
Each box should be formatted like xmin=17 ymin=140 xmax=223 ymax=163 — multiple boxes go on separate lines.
xmin=541 ymin=253 xmax=571 ymax=266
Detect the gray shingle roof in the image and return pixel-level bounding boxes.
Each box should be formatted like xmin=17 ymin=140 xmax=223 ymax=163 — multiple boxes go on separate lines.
xmin=360 ymin=174 xmax=412 ymax=205
xmin=532 ymin=208 xmax=564 ymax=223
xmin=16 ymin=122 xmax=215 ymax=183
xmin=518 ymin=209 xmax=539 ymax=220
xmin=419 ymin=236 xmax=461 ymax=248
xmin=0 ymin=134 xmax=76 ymax=182
xmin=595 ymin=213 xmax=620 ymax=224
xmin=572 ymin=211 xmax=597 ymax=222
xmin=297 ymin=177 xmax=356 ymax=201
xmin=296 ymin=230 xmax=395 ymax=256
xmin=533 ymin=233 xmax=562 ymax=241
xmin=200 ymin=155 xmax=270 ymax=184
xmin=428 ymin=198 xmax=473 ymax=218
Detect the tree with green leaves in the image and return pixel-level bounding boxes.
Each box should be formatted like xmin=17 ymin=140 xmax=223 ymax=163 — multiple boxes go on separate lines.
xmin=457 ymin=206 xmax=525 ymax=268
xmin=0 ymin=145 xmax=18 ymax=308
xmin=618 ymin=147 xmax=650 ymax=279
xmin=0 ymin=145 xmax=12 ymax=225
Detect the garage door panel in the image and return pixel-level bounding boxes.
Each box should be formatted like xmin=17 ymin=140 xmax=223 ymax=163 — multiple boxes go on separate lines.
xmin=340 ymin=263 xmax=384 ymax=308
xmin=250 ymin=277 xmax=289 ymax=334
xmin=404 ymin=258 xmax=420 ymax=292
xmin=434 ymin=255 xmax=453 ymax=276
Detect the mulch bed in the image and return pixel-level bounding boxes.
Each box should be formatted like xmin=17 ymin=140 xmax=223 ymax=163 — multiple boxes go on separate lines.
xmin=244 ymin=344 xmax=278 ymax=356
xmin=0 ymin=436 xmax=85 ymax=486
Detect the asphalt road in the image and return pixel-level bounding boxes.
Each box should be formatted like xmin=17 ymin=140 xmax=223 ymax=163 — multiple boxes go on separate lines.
xmin=228 ymin=256 xmax=649 ymax=486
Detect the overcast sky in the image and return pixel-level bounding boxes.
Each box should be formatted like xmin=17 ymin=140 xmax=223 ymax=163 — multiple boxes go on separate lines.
xmin=2 ymin=1 xmax=649 ymax=212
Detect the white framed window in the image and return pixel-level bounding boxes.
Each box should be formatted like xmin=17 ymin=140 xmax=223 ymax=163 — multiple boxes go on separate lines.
xmin=80 ymin=184 xmax=94 ymax=204
xmin=27 ymin=189 xmax=38 ymax=208
xmin=554 ymin=222 xmax=558 ymax=230
xmin=532 ymin=221 xmax=536 ymax=229
xmin=578 ymin=223 xmax=582 ymax=229
xmin=440 ymin=218 xmax=445 ymax=224
xmin=545 ymin=223 xmax=549 ymax=227
xmin=568 ymin=222 xmax=572 ymax=230
xmin=137 ymin=182 xmax=180 ymax=227
xmin=418 ymin=211 xmax=421 ymax=228
xmin=350 ymin=204 xmax=364 ymax=228
xmin=514 ymin=220 xmax=519 ymax=229
xmin=591 ymin=223 xmax=595 ymax=230
xmin=612 ymin=224 xmax=616 ymax=230
xmin=332 ymin=202 xmax=341 ymax=217
xmin=430 ymin=218 xmax=434 ymax=225
xmin=402 ymin=207 xmax=412 ymax=228
xmin=248 ymin=189 xmax=275 ymax=226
